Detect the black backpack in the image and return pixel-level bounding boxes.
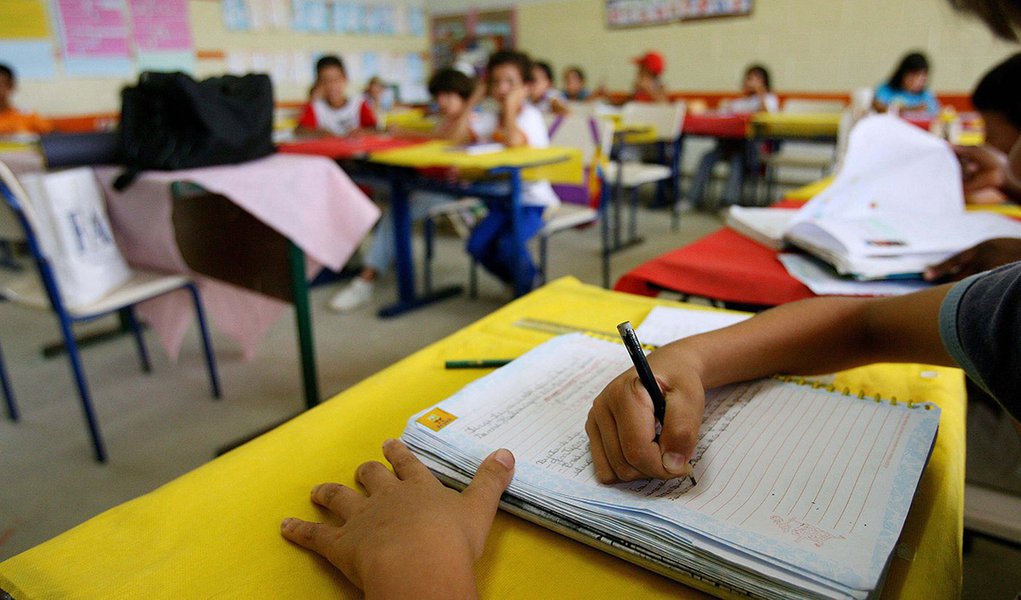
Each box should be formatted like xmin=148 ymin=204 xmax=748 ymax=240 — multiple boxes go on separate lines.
xmin=114 ymin=71 xmax=275 ymax=190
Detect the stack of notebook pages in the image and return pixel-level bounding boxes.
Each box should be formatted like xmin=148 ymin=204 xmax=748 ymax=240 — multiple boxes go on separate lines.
xmin=403 ymin=308 xmax=941 ymax=600
xmin=725 ymin=114 xmax=1021 ymax=280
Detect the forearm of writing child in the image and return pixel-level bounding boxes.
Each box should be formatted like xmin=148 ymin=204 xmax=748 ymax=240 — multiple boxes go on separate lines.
xmin=587 ymin=287 xmax=955 ymax=483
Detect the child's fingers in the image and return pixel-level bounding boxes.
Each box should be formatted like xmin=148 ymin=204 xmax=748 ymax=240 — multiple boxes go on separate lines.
xmin=585 ymin=414 xmax=616 ymax=483
xmin=355 ymin=460 xmax=397 ymax=493
xmin=280 ymin=517 xmax=342 ymax=557
xmin=462 ymin=449 xmax=515 ymax=536
xmin=657 ymin=383 xmax=703 ymax=478
xmin=592 ymin=389 xmax=651 ymax=482
xmin=310 ymin=483 xmax=363 ymax=521
xmin=382 ymin=438 xmax=433 ymax=482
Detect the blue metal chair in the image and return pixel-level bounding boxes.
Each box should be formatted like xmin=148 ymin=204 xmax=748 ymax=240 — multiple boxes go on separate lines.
xmin=0 ymin=337 xmax=17 ymax=421
xmin=0 ymin=161 xmax=221 ymax=463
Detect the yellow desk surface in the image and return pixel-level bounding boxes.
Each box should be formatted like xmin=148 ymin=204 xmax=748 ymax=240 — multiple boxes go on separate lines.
xmin=369 ymin=140 xmax=584 ymax=185
xmin=751 ymin=113 xmax=843 ymax=139
xmin=0 ymin=278 xmax=964 ymax=599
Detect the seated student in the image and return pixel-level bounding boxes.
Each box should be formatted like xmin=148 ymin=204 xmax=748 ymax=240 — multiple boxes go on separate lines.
xmin=295 ymin=55 xmax=376 ymax=137
xmin=329 ymin=69 xmax=480 ymax=312
xmin=562 ymin=66 xmax=590 ymax=101
xmin=687 ymin=64 xmax=778 ymax=209
xmin=0 ymin=63 xmax=53 ymax=136
xmin=872 ymin=51 xmax=940 ymax=115
xmin=361 ymin=76 xmax=387 ymax=128
xmin=925 ymin=52 xmax=1021 ymax=281
xmin=466 ymin=50 xmax=560 ymax=292
xmin=529 ymin=60 xmax=567 ymax=114
xmin=629 ymin=51 xmax=668 ymax=103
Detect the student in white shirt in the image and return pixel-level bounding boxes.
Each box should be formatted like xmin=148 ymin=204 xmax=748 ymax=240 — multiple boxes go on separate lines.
xmin=295 ymin=55 xmax=375 ymax=137
xmin=688 ymin=64 xmax=778 ymax=209
xmin=466 ymin=50 xmax=560 ymax=290
xmin=529 ymin=60 xmax=567 ymax=115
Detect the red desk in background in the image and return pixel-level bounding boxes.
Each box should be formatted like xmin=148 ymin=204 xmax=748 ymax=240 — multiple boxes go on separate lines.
xmin=277 ymin=134 xmax=425 ymax=160
xmin=614 ymin=227 xmax=813 ymax=306
xmin=681 ymin=113 xmax=751 ymax=138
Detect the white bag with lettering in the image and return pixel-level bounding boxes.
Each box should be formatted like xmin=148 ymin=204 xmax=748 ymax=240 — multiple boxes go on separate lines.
xmin=19 ymin=168 xmax=132 ymax=309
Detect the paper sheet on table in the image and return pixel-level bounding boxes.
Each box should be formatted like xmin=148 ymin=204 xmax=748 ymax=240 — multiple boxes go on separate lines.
xmin=778 ymin=253 xmax=931 ymax=296
xmin=790 ymin=114 xmax=963 ymax=225
xmin=635 ymin=305 xmax=749 ymax=347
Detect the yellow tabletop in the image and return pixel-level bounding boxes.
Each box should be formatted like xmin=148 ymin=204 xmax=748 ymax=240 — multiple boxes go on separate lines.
xmin=751 ymin=112 xmax=843 ymax=139
xmin=383 ymin=108 xmax=437 ymax=134
xmin=0 ymin=278 xmax=963 ymax=599
xmin=369 ymin=140 xmax=584 ymax=185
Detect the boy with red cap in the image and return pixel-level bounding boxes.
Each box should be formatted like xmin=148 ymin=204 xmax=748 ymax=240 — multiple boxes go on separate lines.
xmin=631 ymin=50 xmax=668 ymax=103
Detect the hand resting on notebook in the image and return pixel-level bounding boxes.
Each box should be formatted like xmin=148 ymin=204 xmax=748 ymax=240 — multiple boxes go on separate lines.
xmin=281 ymin=439 xmax=514 ymax=599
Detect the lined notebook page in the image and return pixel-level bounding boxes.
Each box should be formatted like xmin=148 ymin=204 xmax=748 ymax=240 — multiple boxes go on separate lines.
xmin=409 ymin=333 xmax=939 ymax=590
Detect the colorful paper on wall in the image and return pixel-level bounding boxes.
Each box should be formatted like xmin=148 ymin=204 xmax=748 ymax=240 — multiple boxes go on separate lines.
xmin=408 ymin=6 xmax=425 ymax=36
xmin=129 ymin=0 xmax=192 ymax=52
xmin=0 ymin=40 xmax=57 ymax=79
xmin=56 ymin=0 xmax=131 ymax=58
xmin=292 ymin=0 xmax=329 ymax=32
xmin=55 ymin=0 xmax=133 ymax=76
xmin=0 ymin=0 xmax=51 ymax=38
xmin=222 ymin=0 xmax=250 ymax=30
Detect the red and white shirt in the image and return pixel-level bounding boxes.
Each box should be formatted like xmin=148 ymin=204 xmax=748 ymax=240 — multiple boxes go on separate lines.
xmin=298 ymin=97 xmax=376 ymax=135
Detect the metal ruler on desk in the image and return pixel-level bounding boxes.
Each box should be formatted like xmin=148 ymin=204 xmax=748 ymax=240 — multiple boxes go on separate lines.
xmin=513 ymin=318 xmax=658 ymax=350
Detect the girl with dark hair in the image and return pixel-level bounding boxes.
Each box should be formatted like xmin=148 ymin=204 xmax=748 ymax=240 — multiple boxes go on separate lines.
xmin=688 ymin=64 xmax=779 ymax=209
xmin=872 ymin=51 xmax=940 ymax=114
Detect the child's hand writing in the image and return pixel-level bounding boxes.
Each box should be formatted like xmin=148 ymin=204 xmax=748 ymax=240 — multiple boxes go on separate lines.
xmin=586 ymin=350 xmax=703 ymax=483
xmin=281 ymin=439 xmax=515 ymax=599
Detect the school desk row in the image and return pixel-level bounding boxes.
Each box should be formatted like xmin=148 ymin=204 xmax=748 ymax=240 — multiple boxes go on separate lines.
xmin=1 ymin=141 xmax=583 ymax=408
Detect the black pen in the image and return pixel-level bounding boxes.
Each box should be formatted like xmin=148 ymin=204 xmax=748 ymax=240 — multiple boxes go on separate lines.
xmin=617 ymin=321 xmax=696 ymax=486
xmin=617 ymin=321 xmax=666 ymax=428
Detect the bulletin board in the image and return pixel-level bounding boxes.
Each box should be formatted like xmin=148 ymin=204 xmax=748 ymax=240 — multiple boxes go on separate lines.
xmin=605 ymin=0 xmax=753 ymax=29
xmin=2 ymin=0 xmax=431 ymax=114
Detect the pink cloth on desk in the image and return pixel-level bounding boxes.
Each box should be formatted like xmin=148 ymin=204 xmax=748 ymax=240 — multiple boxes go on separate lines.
xmin=95 ymin=154 xmax=379 ymax=360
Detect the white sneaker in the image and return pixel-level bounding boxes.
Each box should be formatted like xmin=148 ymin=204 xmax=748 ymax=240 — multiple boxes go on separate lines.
xmin=328 ymin=278 xmax=374 ymax=312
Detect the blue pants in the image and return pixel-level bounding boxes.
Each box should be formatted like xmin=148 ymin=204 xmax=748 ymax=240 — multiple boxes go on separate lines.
xmin=689 ymin=140 xmax=755 ymax=208
xmin=467 ymin=205 xmax=545 ymax=290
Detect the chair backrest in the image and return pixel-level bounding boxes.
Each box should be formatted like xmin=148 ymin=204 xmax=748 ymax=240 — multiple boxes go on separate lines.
xmin=620 ymin=101 xmax=687 ymax=140
xmin=0 ymin=160 xmax=65 ymax=309
xmin=549 ymin=115 xmax=600 ymax=164
xmin=0 ymin=161 xmax=132 ymax=310
xmin=781 ymin=98 xmax=847 ymax=114
xmin=565 ymin=101 xmax=597 ymax=119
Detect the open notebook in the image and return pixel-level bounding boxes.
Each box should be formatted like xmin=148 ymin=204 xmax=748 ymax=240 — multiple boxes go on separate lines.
xmin=403 ymin=311 xmax=940 ymax=600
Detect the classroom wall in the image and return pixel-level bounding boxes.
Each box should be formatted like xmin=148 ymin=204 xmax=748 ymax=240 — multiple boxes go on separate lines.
xmin=13 ymin=0 xmax=428 ymax=117
xmin=516 ymin=0 xmax=1018 ymax=96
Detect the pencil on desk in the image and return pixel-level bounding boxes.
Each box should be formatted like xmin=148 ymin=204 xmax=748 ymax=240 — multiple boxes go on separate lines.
xmin=444 ymin=359 xmax=513 ymax=369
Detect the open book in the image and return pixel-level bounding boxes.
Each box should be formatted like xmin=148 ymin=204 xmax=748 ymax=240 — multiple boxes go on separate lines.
xmin=403 ymin=320 xmax=939 ymax=599
xmin=726 ymin=115 xmax=1021 ymax=279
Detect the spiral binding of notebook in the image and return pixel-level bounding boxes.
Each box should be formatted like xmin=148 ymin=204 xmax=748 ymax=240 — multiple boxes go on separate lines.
xmin=773 ymin=374 xmax=935 ymax=411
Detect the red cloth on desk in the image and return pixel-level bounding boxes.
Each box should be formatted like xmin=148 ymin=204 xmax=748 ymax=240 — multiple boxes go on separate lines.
xmin=278 ymin=135 xmax=423 ymax=160
xmin=614 ymin=228 xmax=814 ymax=305
xmin=682 ymin=113 xmax=750 ymax=138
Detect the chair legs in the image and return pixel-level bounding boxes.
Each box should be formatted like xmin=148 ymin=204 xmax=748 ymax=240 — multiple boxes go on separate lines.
xmin=121 ymin=307 xmax=152 ymax=374
xmin=185 ymin=283 xmax=221 ymax=400
xmin=537 ymin=235 xmax=549 ymax=287
xmin=423 ymin=216 xmax=435 ymax=294
xmin=0 ymin=340 xmax=18 ymax=422
xmin=56 ymin=314 xmax=108 ymax=463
